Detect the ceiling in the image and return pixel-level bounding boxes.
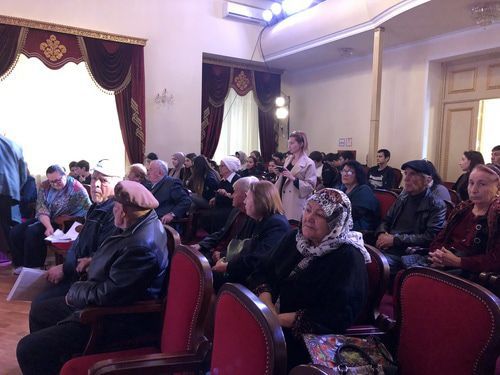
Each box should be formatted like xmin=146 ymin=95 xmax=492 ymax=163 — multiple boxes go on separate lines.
xmin=237 ymin=0 xmax=499 ymax=71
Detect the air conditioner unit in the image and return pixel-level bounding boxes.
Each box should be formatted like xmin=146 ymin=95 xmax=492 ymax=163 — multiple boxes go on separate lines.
xmin=223 ymin=1 xmax=266 ymax=24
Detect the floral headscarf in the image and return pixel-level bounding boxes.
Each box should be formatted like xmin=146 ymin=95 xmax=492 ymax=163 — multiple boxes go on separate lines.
xmin=294 ymin=188 xmax=371 ymax=274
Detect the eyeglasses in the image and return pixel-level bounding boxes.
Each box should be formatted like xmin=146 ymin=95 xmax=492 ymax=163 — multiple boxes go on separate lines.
xmin=341 ymin=170 xmax=354 ymax=176
xmin=48 ymin=177 xmax=64 ymax=185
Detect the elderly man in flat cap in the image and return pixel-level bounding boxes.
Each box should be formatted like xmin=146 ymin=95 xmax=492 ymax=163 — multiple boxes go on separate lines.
xmin=17 ymin=181 xmax=168 ymax=375
xmin=375 ymin=159 xmax=446 ymax=277
xmin=34 ymin=159 xmax=122 ymax=302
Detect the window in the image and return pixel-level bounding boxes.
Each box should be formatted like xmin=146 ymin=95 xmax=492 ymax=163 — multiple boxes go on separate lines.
xmin=478 ymin=98 xmax=500 ymax=157
xmin=0 ymin=55 xmax=125 ymax=178
xmin=212 ymin=88 xmax=260 ymax=163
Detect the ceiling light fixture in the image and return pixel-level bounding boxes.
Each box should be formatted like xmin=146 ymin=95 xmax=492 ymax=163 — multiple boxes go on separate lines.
xmin=471 ymin=2 xmax=500 ymax=27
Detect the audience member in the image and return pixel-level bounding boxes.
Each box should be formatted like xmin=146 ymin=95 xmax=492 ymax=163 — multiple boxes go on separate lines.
xmin=429 ymin=164 xmax=500 ymax=277
xmin=275 ymin=131 xmax=317 ymax=222
xmin=10 ymin=165 xmax=91 ymax=272
xmin=340 ymin=161 xmax=380 ymax=231
xmin=126 ymin=163 xmax=151 ymax=189
xmin=147 ymin=160 xmax=191 ymax=224
xmin=272 ymin=151 xmax=286 ymax=166
xmin=240 ymin=155 xmax=260 ymax=177
xmin=491 ymin=145 xmax=500 ymax=168
xmin=375 ymin=160 xmax=446 ymax=276
xmin=187 ymin=155 xmax=220 ymax=209
xmin=426 ymin=160 xmax=451 ymax=202
xmin=321 ymin=153 xmax=341 ymax=188
xmin=35 ymin=159 xmax=121 ymax=302
xmin=192 ymin=176 xmax=258 ymax=265
xmin=0 ymin=134 xmax=27 ymax=264
xmin=452 ymin=150 xmax=484 ymax=201
xmin=338 ymin=150 xmax=355 ymax=165
xmin=68 ymin=161 xmax=79 ymax=178
xmin=12 ymin=166 xmax=37 ymax=223
xmin=143 ymin=152 xmax=158 ymax=168
xmin=168 ymin=152 xmax=186 ymax=180
xmin=235 ymin=151 xmax=248 ymax=170
xmin=212 ymin=180 xmax=289 ymax=290
xmin=183 ymin=152 xmax=196 ymax=185
xmin=367 ymin=148 xmax=396 ymax=189
xmin=264 ymin=159 xmax=278 ymax=183
xmin=208 ymin=156 xmax=241 ymax=232
xmin=76 ymin=160 xmax=91 ymax=185
xmin=250 ymin=150 xmax=263 ymax=164
xmin=309 ymin=151 xmax=324 ymax=185
xmin=17 ymin=181 xmax=168 ymax=375
xmin=249 ymin=189 xmax=369 ymax=371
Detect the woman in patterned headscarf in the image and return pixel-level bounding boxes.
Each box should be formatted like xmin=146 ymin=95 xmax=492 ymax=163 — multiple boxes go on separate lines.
xmin=248 ymin=188 xmax=370 ymax=371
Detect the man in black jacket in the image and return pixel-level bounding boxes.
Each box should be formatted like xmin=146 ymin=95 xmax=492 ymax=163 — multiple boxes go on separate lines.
xmin=17 ymin=181 xmax=168 ymax=375
xmin=147 ymin=159 xmax=191 ymax=224
xmin=34 ymin=159 xmax=121 ymax=302
xmin=375 ymin=160 xmax=446 ymax=276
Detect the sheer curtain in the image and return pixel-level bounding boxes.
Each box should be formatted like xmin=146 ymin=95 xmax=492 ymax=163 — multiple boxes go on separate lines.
xmin=213 ymin=88 xmax=260 ymax=163
xmin=0 ymin=54 xmax=125 ymax=178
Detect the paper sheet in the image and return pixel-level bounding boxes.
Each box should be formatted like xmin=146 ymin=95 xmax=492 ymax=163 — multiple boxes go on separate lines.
xmin=45 ymin=221 xmax=80 ymax=242
xmin=7 ymin=268 xmax=51 ymax=301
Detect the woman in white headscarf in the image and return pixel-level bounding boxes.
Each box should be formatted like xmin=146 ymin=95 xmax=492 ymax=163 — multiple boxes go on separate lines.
xmin=248 ymin=188 xmax=370 ymax=371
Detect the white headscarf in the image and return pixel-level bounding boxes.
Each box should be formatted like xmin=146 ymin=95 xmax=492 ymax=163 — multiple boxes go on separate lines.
xmin=293 ymin=188 xmax=371 ymax=275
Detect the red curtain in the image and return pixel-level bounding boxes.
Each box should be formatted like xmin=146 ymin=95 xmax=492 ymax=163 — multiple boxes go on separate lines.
xmin=201 ymin=64 xmax=231 ymax=158
xmin=80 ymin=37 xmax=145 ymax=163
xmin=0 ymin=24 xmax=146 ymax=164
xmin=0 ymin=25 xmax=22 ymax=77
xmin=254 ymin=71 xmax=280 ymax=161
xmin=201 ymin=63 xmax=280 ymax=160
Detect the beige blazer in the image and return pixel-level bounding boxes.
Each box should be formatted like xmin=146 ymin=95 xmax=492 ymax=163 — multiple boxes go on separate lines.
xmin=275 ymin=153 xmax=317 ymax=222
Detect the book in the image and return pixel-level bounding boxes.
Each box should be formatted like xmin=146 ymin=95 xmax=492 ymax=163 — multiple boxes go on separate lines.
xmin=45 ymin=221 xmax=80 ymax=243
xmin=7 ymin=267 xmax=51 ymax=301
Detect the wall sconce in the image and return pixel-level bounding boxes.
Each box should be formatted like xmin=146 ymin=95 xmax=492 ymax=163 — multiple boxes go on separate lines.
xmin=154 ymin=89 xmax=174 ymax=105
xmin=275 ymin=95 xmax=290 ymax=137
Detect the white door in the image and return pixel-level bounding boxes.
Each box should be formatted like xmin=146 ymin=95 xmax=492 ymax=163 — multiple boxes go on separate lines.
xmin=439 ymin=101 xmax=479 ymax=182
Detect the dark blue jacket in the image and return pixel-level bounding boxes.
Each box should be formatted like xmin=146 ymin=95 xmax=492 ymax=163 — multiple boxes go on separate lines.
xmin=150 ymin=175 xmax=191 ymax=218
xmin=63 ymin=198 xmax=116 ymax=281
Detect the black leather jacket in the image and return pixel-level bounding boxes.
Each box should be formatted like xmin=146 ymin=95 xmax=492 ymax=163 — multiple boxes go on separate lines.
xmin=66 ymin=209 xmax=168 ymax=310
xmin=376 ymin=188 xmax=446 ymax=251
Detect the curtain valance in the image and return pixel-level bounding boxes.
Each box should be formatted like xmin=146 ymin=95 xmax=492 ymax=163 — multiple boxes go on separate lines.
xmin=201 ymin=63 xmax=281 ymax=160
xmin=0 ymin=23 xmax=145 ymax=163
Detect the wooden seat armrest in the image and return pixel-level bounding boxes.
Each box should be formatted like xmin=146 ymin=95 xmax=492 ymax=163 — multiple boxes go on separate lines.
xmin=375 ymin=313 xmax=396 ymax=331
xmin=90 ymin=342 xmax=210 ymax=375
xmin=80 ymin=300 xmax=162 ymax=325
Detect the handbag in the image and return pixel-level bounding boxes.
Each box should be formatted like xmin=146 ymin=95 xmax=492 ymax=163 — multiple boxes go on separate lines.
xmin=302 ymin=334 xmax=397 ymax=374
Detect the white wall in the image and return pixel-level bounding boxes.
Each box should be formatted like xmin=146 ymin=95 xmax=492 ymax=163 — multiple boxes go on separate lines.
xmin=0 ymin=0 xmax=263 ymax=162
xmin=283 ymin=24 xmax=500 ymax=169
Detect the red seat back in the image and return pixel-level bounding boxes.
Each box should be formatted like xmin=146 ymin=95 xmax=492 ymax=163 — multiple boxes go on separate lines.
xmin=210 ymin=283 xmax=287 ymax=375
xmin=395 ymin=268 xmax=500 ymax=375
xmin=354 ymin=244 xmax=390 ymax=324
xmin=160 ymin=244 xmax=213 ymax=354
xmin=392 ymin=168 xmax=403 ymax=188
xmin=373 ymin=189 xmax=398 ymax=220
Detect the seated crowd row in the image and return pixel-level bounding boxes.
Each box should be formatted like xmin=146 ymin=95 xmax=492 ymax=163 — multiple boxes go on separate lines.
xmin=3 ymin=131 xmax=499 ymax=374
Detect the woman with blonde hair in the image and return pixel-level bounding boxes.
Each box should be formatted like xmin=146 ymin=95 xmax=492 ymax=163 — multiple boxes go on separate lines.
xmin=212 ymin=180 xmax=290 ymax=290
xmin=275 ymin=130 xmax=317 ymax=223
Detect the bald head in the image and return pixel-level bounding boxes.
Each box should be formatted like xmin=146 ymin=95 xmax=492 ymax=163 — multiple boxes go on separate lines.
xmin=147 ymin=159 xmax=169 ymax=184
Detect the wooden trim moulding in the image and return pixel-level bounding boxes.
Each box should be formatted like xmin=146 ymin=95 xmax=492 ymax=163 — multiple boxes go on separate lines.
xmin=0 ymin=14 xmax=147 ymax=46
